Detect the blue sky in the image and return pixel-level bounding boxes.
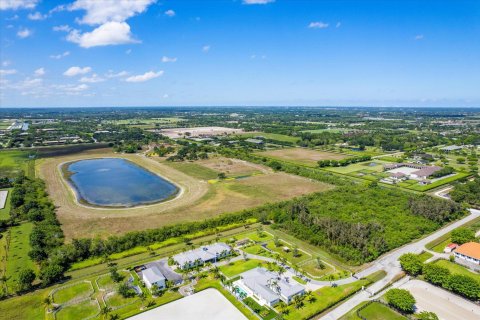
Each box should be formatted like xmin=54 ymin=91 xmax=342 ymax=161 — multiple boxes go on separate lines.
xmin=1 ymin=0 xmax=479 ymax=108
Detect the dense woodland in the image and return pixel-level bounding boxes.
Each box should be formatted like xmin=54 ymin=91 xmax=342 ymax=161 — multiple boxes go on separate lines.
xmin=270 ymin=187 xmax=463 ymax=264
xmin=451 ymin=178 xmax=480 ymax=207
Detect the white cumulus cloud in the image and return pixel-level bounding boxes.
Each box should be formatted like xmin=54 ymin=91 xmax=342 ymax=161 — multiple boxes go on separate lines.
xmin=125 ymin=70 xmax=163 ymax=83
xmin=65 ymin=0 xmax=155 ymax=48
xmin=202 ymin=45 xmax=211 ymax=53
xmin=50 ymin=51 xmax=70 ymax=59
xmin=17 ymin=28 xmax=32 ymax=38
xmin=308 ymin=22 xmax=329 ymax=29
xmin=63 ymin=66 xmax=92 ymax=77
xmin=161 ymin=56 xmax=177 ymax=63
xmin=165 ymin=9 xmax=175 ymax=17
xmin=79 ymin=74 xmax=104 ymax=83
xmin=0 ymin=69 xmax=17 ymax=75
xmin=67 ymin=21 xmax=138 ymax=48
xmin=28 ymin=11 xmax=46 ymax=20
xmin=34 ymin=67 xmax=45 ymax=76
xmin=0 ymin=0 xmax=38 ymax=10
xmin=53 ymin=24 xmax=72 ymax=32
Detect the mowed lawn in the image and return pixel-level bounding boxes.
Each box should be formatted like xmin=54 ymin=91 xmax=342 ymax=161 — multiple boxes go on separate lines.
xmin=219 ymin=259 xmax=266 ymax=278
xmin=433 ymin=260 xmax=480 ymax=281
xmin=5 ymin=223 xmax=37 ymax=294
xmin=0 ymin=150 xmax=34 ymax=177
xmin=358 ymin=302 xmax=406 ymax=320
xmin=53 ymin=281 xmax=93 ymax=304
xmin=55 ymin=299 xmax=99 ymax=320
xmin=256 ymin=148 xmax=348 ymax=167
xmin=0 ymin=188 xmax=12 ymax=220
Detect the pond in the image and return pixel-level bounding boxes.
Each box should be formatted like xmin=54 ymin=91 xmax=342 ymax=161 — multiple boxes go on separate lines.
xmin=64 ymin=158 xmax=178 ymax=207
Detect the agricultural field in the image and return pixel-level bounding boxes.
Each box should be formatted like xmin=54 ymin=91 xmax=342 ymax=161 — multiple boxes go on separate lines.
xmin=112 ymin=117 xmax=185 ymax=129
xmin=0 ymin=120 xmax=12 ymax=130
xmin=37 ymin=149 xmax=331 ymax=239
xmin=238 ymin=132 xmax=300 ymax=143
xmin=0 ymin=150 xmax=35 ymax=178
xmin=256 ymin=147 xmax=348 ymax=167
xmin=5 ymin=223 xmax=37 ymax=294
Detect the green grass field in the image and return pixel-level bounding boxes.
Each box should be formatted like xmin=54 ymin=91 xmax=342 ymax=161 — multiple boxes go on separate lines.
xmin=299 ymin=259 xmax=335 ymax=278
xmin=433 ymin=260 xmax=480 ymax=281
xmin=239 ymin=132 xmax=300 ymax=143
xmin=245 ymin=231 xmax=274 ymax=242
xmin=96 ymin=271 xmax=130 ymax=291
xmin=0 ymin=290 xmax=45 ymax=320
xmin=358 ymin=302 xmax=406 ymax=320
xmin=52 ymin=281 xmax=93 ymax=304
xmin=219 ymin=259 xmax=266 ymax=278
xmin=105 ymin=292 xmax=138 ymax=308
xmin=55 ymin=299 xmax=99 ymax=320
xmin=164 ymin=161 xmax=219 ymax=180
xmin=324 ymin=160 xmax=391 ymax=174
xmin=0 ymin=188 xmax=11 ymax=220
xmin=417 ymin=251 xmax=434 ymax=262
xmin=0 ymin=150 xmax=34 ymax=178
xmin=0 ymin=231 xmax=7 ymax=296
xmin=5 ymin=223 xmax=37 ymax=294
xmin=265 ymin=240 xmax=311 ymax=265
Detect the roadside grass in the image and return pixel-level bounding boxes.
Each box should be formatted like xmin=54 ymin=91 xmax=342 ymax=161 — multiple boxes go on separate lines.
xmin=52 ymin=281 xmax=93 ymax=304
xmin=433 ymin=259 xmax=480 ymax=281
xmin=357 ymin=301 xmax=406 ymax=320
xmin=55 ymin=299 xmax=99 ymax=320
xmin=292 ymin=276 xmax=307 ymax=285
xmin=417 ymin=251 xmax=434 ymax=262
xmin=5 ymin=223 xmax=37 ymax=294
xmin=0 ymin=188 xmax=12 ymax=220
xmin=278 ymin=276 xmax=375 ymax=320
xmin=219 ymin=259 xmax=266 ymax=278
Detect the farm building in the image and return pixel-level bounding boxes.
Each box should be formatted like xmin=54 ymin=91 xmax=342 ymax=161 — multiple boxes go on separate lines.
xmin=142 ymin=266 xmax=166 ymax=290
xmin=173 ymin=243 xmax=232 ymax=270
xmin=235 ymin=267 xmax=305 ymax=307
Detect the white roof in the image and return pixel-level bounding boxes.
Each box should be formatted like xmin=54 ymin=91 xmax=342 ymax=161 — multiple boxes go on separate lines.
xmin=143 ymin=266 xmax=165 ymax=284
xmin=174 ymin=243 xmax=231 ymax=266
xmin=241 ymin=267 xmax=304 ymax=301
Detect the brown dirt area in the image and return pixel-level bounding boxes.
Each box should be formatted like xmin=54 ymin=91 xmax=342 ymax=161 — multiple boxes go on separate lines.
xmin=37 ymin=149 xmax=332 ymax=240
xmin=195 ymin=156 xmax=270 ymax=176
xmin=256 ymin=147 xmax=348 ymax=166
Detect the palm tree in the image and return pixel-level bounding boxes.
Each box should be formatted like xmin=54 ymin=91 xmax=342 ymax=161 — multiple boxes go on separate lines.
xmin=305 ymin=291 xmax=316 ymax=303
xmin=277 ymin=266 xmax=286 ymax=278
xmin=293 ymin=295 xmax=304 ymax=309
xmin=101 ymin=306 xmax=112 ymax=319
xmin=278 ymin=301 xmax=289 ymax=315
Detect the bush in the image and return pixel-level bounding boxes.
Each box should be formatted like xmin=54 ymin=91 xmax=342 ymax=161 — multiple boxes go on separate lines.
xmin=422 ymin=263 xmax=450 ymax=286
xmin=385 ymin=288 xmax=416 ymax=313
xmin=451 ymin=227 xmax=475 ymax=245
xmin=399 ymin=253 xmax=423 ymax=276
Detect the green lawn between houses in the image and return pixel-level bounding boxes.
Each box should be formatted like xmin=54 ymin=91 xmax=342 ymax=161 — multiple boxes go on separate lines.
xmin=219 ymin=259 xmax=267 ymax=278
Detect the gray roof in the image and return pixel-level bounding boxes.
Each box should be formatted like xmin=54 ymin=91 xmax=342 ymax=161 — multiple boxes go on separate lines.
xmin=241 ymin=267 xmax=304 ymax=301
xmin=174 ymin=243 xmax=231 ymax=266
xmin=142 ymin=266 xmax=165 ymax=284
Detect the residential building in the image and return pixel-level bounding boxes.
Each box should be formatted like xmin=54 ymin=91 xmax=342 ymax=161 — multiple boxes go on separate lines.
xmin=235 ymin=267 xmax=305 ymax=307
xmin=173 ymin=243 xmax=232 ymax=270
xmin=454 ymin=242 xmax=480 ymax=266
xmin=142 ymin=266 xmax=166 ymax=289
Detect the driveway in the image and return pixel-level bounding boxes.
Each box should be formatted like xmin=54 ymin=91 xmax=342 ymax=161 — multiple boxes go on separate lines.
xmin=399 ymin=280 xmax=480 ymax=320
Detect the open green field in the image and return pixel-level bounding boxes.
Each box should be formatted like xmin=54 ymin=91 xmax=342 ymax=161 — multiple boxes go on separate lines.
xmin=5 ymin=223 xmax=37 ymax=294
xmin=299 ymin=259 xmax=336 ymax=278
xmin=53 ymin=281 xmax=93 ymax=304
xmin=0 ymin=290 xmax=45 ymax=320
xmin=324 ymin=160 xmax=390 ymax=174
xmin=0 ymin=150 xmax=35 ymax=177
xmin=433 ymin=260 xmax=480 ymax=281
xmin=256 ymin=147 xmax=348 ymax=167
xmin=55 ymin=299 xmax=99 ymax=320
xmin=301 ymin=128 xmax=350 ymax=134
xmin=96 ymin=270 xmax=131 ymax=291
xmin=239 ymin=132 xmax=300 ymax=143
xmin=358 ymin=302 xmax=406 ymax=320
xmin=164 ymin=161 xmax=218 ymax=180
xmin=265 ymin=240 xmax=311 ymax=265
xmin=0 ymin=120 xmax=12 ymax=130
xmin=0 ymin=231 xmax=7 ymax=296
xmin=0 ymin=188 xmax=11 ymax=220
xmin=219 ymin=259 xmax=266 ymax=278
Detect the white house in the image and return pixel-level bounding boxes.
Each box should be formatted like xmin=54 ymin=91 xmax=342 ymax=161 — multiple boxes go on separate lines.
xmin=235 ymin=267 xmax=305 ymax=307
xmin=142 ymin=266 xmax=166 ymax=290
xmin=454 ymin=242 xmax=480 ymax=266
xmin=173 ymin=243 xmax=232 ymax=270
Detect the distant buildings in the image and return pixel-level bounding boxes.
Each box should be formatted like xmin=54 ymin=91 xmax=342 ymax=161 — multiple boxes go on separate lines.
xmin=153 ymin=127 xmax=242 ymax=139
xmin=235 ymin=267 xmax=305 ymax=307
xmin=142 ymin=266 xmax=166 ymax=290
xmin=454 ymin=242 xmax=480 ymax=266
xmin=173 ymin=243 xmax=232 ymax=270
xmin=383 ymin=163 xmax=443 ymax=181
xmin=440 ymin=145 xmax=463 ymax=152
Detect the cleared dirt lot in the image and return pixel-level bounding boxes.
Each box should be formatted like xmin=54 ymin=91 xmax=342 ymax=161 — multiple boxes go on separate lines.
xmin=256 ymin=147 xmax=348 ymax=166
xmin=195 ymin=156 xmax=270 ymax=176
xmin=38 ymin=149 xmax=331 ymax=240
xmin=400 ymin=280 xmax=480 ymax=320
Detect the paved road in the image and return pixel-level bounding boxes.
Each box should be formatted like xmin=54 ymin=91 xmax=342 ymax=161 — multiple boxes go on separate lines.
xmin=319 ymin=208 xmax=480 ymax=320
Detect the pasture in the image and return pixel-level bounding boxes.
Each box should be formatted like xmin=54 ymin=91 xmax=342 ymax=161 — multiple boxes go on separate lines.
xmin=256 ymin=147 xmax=348 ymax=167
xmin=37 ymin=149 xmax=331 ymax=240
xmin=0 ymin=150 xmax=35 ymax=178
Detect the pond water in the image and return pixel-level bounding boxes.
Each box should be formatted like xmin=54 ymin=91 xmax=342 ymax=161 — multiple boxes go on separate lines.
xmin=65 ymin=158 xmax=178 ymax=207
